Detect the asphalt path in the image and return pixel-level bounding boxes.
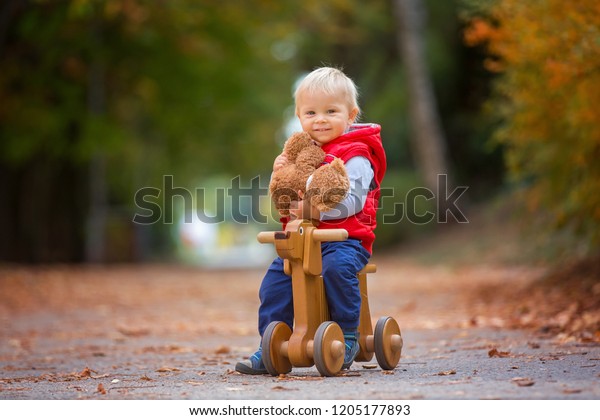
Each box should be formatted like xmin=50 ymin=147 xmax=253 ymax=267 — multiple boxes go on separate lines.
xmin=1 ymin=262 xmax=599 ymax=400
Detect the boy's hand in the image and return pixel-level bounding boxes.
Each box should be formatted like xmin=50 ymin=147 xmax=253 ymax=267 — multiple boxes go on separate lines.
xmin=289 ymin=190 xmax=320 ymax=221
xmin=273 ymin=153 xmax=288 ymax=172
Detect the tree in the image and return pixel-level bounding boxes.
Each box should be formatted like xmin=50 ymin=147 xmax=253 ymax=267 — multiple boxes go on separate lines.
xmin=0 ymin=0 xmax=497 ymax=262
xmin=464 ymin=0 xmax=600 ymax=251
xmin=393 ymin=0 xmax=452 ymax=195
xmin=0 ymin=0 xmax=296 ymax=263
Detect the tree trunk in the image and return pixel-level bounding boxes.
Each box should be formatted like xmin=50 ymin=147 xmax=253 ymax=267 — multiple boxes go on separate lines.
xmin=85 ymin=12 xmax=108 ymax=263
xmin=393 ymin=0 xmax=451 ymax=195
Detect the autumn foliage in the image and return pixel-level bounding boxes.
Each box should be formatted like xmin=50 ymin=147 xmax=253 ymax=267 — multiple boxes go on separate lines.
xmin=464 ymin=0 xmax=600 ymax=251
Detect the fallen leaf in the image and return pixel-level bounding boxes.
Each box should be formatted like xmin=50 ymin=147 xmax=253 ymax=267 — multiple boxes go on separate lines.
xmin=362 ymin=364 xmax=378 ymax=369
xmin=562 ymin=388 xmax=582 ymax=394
xmin=339 ymin=372 xmax=361 ymax=377
xmin=77 ymin=367 xmax=92 ymax=378
xmin=139 ymin=375 xmax=153 ymax=381
xmin=436 ymin=370 xmax=457 ymax=376
xmin=488 ymin=348 xmax=511 ymax=358
xmin=185 ymin=381 xmax=205 ymax=386
xmin=277 ymin=375 xmax=324 ymax=381
xmin=215 ymin=345 xmax=230 ymax=355
xmin=97 ymin=383 xmax=107 ymax=395
xmin=156 ymin=367 xmax=181 ymax=373
xmin=512 ymin=377 xmax=535 ymax=387
xmin=117 ymin=326 xmax=150 ymax=337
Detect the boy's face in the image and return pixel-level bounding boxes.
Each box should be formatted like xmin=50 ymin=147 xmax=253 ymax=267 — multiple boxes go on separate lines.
xmin=296 ymin=90 xmax=358 ymax=146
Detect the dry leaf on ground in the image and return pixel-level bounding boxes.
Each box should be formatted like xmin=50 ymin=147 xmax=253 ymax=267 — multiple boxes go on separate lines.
xmin=512 ymin=377 xmax=535 ymax=387
xmin=156 ymin=367 xmax=181 ymax=373
xmin=488 ymin=348 xmax=511 ymax=358
xmin=436 ymin=370 xmax=457 ymax=376
xmin=215 ymin=345 xmax=230 ymax=354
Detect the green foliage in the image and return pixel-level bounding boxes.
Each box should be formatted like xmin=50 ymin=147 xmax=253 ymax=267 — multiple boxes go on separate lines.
xmin=0 ymin=0 xmax=492 ymax=189
xmin=375 ymin=170 xmax=435 ymax=250
xmin=0 ymin=0 xmax=296 ymax=191
xmin=0 ymin=0 xmax=503 ymax=261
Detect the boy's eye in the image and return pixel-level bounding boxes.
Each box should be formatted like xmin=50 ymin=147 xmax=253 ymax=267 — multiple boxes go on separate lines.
xmin=306 ymin=111 xmax=315 ymax=116
xmin=327 ymin=109 xmax=337 ymax=114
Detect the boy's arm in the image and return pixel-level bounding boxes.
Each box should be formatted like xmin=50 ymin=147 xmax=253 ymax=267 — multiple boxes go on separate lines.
xmin=310 ymin=156 xmax=374 ymax=220
xmin=273 ymin=153 xmax=288 ymax=172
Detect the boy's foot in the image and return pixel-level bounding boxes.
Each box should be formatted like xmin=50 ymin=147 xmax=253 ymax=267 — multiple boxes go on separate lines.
xmin=235 ymin=348 xmax=267 ymax=375
xmin=342 ymin=331 xmax=360 ymax=370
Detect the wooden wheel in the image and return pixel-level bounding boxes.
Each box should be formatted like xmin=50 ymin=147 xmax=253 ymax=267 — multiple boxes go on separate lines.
xmin=261 ymin=321 xmax=292 ymax=376
xmin=374 ymin=316 xmax=403 ymax=370
xmin=313 ymin=321 xmax=345 ymax=377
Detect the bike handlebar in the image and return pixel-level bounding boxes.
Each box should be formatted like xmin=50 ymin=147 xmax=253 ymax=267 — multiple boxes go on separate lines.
xmin=312 ymin=229 xmax=348 ymax=242
xmin=257 ymin=228 xmax=348 ymax=243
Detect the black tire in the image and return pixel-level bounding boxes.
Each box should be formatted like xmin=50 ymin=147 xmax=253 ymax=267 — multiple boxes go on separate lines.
xmin=261 ymin=321 xmax=292 ymax=376
xmin=374 ymin=316 xmax=402 ymax=370
xmin=313 ymin=321 xmax=344 ymax=377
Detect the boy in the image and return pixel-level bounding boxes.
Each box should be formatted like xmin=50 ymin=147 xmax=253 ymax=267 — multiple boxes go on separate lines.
xmin=236 ymin=67 xmax=386 ymax=374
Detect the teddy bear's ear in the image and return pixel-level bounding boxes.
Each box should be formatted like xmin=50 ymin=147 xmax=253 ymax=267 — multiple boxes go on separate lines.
xmin=283 ymin=132 xmax=314 ymax=160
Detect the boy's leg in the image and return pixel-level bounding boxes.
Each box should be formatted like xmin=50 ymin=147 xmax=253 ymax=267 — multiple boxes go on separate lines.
xmin=321 ymin=239 xmax=370 ymax=369
xmin=258 ymin=257 xmax=294 ymax=336
xmin=235 ymin=257 xmax=293 ymax=375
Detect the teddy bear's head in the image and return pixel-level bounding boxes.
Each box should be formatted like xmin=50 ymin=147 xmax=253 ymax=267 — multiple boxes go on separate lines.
xmin=269 ymin=132 xmax=350 ymax=218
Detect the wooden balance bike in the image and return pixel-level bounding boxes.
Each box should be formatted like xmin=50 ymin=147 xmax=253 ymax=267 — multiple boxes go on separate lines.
xmin=257 ymin=219 xmax=403 ymax=377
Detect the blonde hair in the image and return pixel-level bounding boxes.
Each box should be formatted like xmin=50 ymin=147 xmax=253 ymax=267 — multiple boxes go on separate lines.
xmin=294 ymin=67 xmax=360 ymax=117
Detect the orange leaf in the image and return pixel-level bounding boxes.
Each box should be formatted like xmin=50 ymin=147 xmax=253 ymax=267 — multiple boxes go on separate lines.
xmin=488 ymin=348 xmax=511 ymax=358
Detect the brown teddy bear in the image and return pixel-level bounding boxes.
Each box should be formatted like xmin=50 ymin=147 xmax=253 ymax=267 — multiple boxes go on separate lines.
xmin=269 ymin=132 xmax=350 ymax=217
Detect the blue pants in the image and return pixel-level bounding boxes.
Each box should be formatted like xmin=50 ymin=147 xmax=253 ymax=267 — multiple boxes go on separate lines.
xmin=258 ymin=239 xmax=371 ymax=335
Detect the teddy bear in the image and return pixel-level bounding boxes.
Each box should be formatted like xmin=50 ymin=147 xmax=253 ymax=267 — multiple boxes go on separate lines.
xmin=269 ymin=131 xmax=350 ymax=217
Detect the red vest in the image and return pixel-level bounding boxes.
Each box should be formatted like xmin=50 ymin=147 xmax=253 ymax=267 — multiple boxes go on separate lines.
xmin=281 ymin=124 xmax=386 ymax=253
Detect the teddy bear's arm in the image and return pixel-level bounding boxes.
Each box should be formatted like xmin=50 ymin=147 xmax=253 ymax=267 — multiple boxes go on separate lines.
xmin=310 ymin=156 xmax=374 ymax=218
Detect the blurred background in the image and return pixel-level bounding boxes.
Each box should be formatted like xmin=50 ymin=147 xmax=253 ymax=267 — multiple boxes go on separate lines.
xmin=0 ymin=0 xmax=598 ymax=266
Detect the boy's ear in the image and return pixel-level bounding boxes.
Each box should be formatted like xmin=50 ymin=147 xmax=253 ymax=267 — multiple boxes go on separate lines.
xmin=349 ymin=107 xmax=359 ymax=123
